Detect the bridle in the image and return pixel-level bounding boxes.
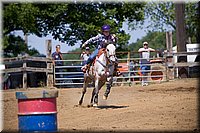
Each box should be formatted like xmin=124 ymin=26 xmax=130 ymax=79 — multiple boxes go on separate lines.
xmin=97 ymin=46 xmax=116 ymax=69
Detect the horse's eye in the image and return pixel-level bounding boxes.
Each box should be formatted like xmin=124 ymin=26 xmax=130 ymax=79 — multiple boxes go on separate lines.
xmin=107 ymin=49 xmax=109 ymax=52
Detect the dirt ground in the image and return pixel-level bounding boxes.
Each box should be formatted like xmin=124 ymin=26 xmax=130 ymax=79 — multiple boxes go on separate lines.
xmin=1 ymin=78 xmax=199 ymax=132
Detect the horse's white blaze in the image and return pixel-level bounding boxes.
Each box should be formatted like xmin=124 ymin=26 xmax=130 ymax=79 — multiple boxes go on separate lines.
xmin=106 ymin=44 xmax=116 ymax=63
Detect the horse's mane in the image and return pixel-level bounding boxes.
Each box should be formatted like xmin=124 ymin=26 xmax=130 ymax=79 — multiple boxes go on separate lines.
xmin=97 ymin=48 xmax=106 ymax=58
xmin=97 ymin=44 xmax=116 ymax=58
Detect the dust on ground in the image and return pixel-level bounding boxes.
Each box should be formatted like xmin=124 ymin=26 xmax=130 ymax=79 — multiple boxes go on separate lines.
xmin=2 ymin=78 xmax=199 ymax=132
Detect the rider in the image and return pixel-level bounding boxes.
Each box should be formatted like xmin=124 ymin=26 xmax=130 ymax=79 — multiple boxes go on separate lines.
xmin=81 ymin=24 xmax=119 ymax=75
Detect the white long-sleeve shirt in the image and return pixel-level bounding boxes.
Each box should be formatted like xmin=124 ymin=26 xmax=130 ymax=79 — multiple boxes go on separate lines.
xmin=138 ymin=47 xmax=155 ymax=64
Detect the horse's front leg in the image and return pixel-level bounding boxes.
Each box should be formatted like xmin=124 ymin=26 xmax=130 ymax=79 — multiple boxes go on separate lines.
xmin=79 ymin=76 xmax=89 ymax=105
xmin=103 ymin=76 xmax=113 ymax=100
xmin=93 ymin=78 xmax=100 ymax=107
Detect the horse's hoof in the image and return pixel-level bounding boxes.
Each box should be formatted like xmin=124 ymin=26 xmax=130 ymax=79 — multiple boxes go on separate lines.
xmin=103 ymin=95 xmax=107 ymax=100
xmin=79 ymin=101 xmax=82 ymax=105
xmin=74 ymin=105 xmax=79 ymax=107
xmin=93 ymin=103 xmax=98 ymax=107
xmin=87 ymin=104 xmax=93 ymax=108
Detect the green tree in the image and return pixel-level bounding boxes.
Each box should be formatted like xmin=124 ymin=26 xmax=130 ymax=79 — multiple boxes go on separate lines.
xmin=3 ymin=34 xmax=39 ymax=57
xmin=3 ymin=2 xmax=146 ymax=55
xmin=128 ymin=31 xmax=176 ymax=57
xmin=4 ymin=3 xmax=40 ymax=36
xmin=129 ymin=2 xmax=199 ymax=43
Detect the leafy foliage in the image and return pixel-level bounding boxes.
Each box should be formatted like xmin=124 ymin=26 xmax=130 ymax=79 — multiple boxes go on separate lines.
xmin=129 ymin=2 xmax=199 ymax=43
xmin=3 ymin=34 xmax=39 ymax=57
xmin=3 ymin=2 xmax=145 ymax=55
xmin=3 ymin=3 xmax=41 ymax=36
xmin=128 ymin=31 xmax=176 ymax=57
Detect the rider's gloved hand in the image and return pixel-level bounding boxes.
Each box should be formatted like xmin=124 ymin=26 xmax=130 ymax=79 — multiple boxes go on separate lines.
xmin=104 ymin=40 xmax=108 ymax=44
xmin=81 ymin=43 xmax=87 ymax=49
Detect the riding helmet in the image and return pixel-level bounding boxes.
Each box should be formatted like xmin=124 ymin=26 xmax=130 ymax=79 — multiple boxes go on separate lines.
xmin=101 ymin=24 xmax=111 ymax=31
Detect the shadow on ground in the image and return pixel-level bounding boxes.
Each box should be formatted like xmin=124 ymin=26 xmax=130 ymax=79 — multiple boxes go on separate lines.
xmin=97 ymin=105 xmax=129 ymax=109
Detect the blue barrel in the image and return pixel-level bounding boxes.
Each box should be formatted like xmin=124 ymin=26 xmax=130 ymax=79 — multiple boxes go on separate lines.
xmin=18 ymin=113 xmax=57 ymax=132
xmin=16 ymin=90 xmax=58 ymax=132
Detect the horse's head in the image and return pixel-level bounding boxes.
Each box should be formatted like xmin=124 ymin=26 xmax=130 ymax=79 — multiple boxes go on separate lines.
xmin=106 ymin=44 xmax=116 ymax=63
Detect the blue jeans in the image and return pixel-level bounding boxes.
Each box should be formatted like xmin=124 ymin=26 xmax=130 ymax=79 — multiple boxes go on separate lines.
xmin=140 ymin=65 xmax=150 ymax=75
xmin=86 ymin=49 xmax=99 ymax=65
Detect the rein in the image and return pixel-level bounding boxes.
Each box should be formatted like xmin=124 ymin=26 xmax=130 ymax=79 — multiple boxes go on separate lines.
xmin=96 ymin=52 xmax=114 ymax=69
xmin=96 ymin=59 xmax=107 ymax=68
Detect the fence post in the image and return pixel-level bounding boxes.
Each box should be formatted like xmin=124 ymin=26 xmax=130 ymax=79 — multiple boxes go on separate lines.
xmin=166 ymin=32 xmax=174 ymax=80
xmin=46 ymin=40 xmax=53 ymax=87
xmin=175 ymin=3 xmax=188 ymax=78
xmin=22 ymin=61 xmax=27 ymax=89
xmin=127 ymin=51 xmax=131 ymax=86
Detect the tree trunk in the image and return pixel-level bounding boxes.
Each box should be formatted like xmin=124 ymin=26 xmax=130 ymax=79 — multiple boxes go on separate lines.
xmin=175 ymin=3 xmax=188 ymax=78
xmin=197 ymin=2 xmax=200 ymax=43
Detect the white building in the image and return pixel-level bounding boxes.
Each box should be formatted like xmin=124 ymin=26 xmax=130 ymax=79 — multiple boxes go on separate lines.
xmin=172 ymin=43 xmax=200 ymax=78
xmin=172 ymin=43 xmax=200 ymax=63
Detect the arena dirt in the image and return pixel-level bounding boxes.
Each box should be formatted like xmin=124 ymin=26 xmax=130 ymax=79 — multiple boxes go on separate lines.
xmin=2 ymin=78 xmax=199 ymax=132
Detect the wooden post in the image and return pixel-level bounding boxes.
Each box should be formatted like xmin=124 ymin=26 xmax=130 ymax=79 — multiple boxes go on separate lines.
xmin=175 ymin=3 xmax=187 ymax=53
xmin=22 ymin=61 xmax=27 ymax=89
xmin=166 ymin=32 xmax=174 ymax=80
xmin=175 ymin=3 xmax=188 ymax=78
xmin=127 ymin=51 xmax=131 ymax=86
xmin=46 ymin=40 xmax=53 ymax=87
xmin=24 ymin=33 xmax=28 ymax=51
xmin=166 ymin=32 xmax=173 ymax=53
xmin=46 ymin=40 xmax=52 ymax=58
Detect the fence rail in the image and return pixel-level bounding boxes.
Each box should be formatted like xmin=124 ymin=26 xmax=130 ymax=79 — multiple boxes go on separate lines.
xmin=53 ymin=56 xmax=167 ymax=87
xmin=2 ymin=56 xmax=53 ymax=89
xmin=2 ymin=51 xmax=199 ymax=89
xmin=54 ymin=51 xmax=199 ymax=88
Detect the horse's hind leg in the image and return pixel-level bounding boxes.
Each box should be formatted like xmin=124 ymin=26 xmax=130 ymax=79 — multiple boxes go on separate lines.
xmin=90 ymin=87 xmax=95 ymax=105
xmin=79 ymin=77 xmax=89 ymax=105
xmin=79 ymin=85 xmax=86 ymax=105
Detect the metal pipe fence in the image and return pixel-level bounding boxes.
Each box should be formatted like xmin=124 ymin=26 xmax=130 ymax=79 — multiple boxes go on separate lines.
xmin=53 ymin=56 xmax=167 ymax=88
xmin=2 ymin=51 xmax=198 ymax=89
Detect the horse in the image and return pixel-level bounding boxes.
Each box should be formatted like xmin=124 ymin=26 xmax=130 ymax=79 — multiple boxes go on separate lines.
xmin=79 ymin=43 xmax=116 ymax=107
